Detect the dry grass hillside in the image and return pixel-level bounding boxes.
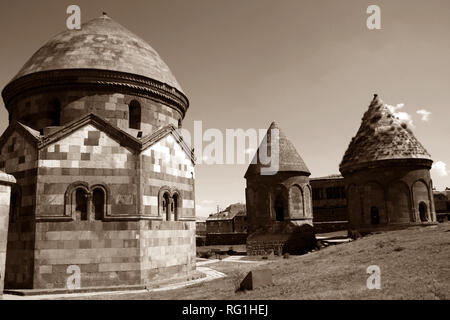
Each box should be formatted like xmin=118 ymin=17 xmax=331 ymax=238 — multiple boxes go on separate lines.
xmin=71 ymin=222 xmax=449 ymax=300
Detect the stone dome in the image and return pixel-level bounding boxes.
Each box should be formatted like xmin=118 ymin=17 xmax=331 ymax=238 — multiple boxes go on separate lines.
xmin=245 ymin=121 xmax=310 ymax=177
xmin=340 ymin=94 xmax=432 ymax=173
xmin=9 ymin=14 xmax=183 ymax=93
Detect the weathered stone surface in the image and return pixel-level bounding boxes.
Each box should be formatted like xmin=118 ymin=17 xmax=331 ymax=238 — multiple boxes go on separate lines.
xmin=10 ymin=14 xmax=183 ymax=93
xmin=0 ymin=16 xmax=197 ymax=291
xmin=240 ymin=269 xmax=273 ymax=291
xmin=245 ymin=122 xmax=314 ymax=256
xmin=340 ymin=95 xmax=437 ymax=233
xmin=0 ymin=171 xmax=15 ymax=297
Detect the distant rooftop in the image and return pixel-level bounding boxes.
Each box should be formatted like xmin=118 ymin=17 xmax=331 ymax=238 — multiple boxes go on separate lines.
xmin=310 ymin=174 xmax=343 ymax=181
xmin=207 ymin=203 xmax=246 ymax=221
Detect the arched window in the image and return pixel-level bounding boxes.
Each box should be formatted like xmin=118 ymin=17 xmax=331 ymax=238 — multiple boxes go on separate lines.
xmin=49 ymin=98 xmax=61 ymax=126
xmin=173 ymin=193 xmax=180 ymax=221
xmin=370 ymin=206 xmax=380 ymax=225
xmin=162 ymin=192 xmax=170 ymax=221
xmin=274 ymin=193 xmax=285 ymax=222
xmin=92 ymin=188 xmax=105 ymax=220
xmin=129 ymin=100 xmax=141 ymax=130
xmin=75 ymin=188 xmax=88 ymax=221
xmin=419 ymin=202 xmax=428 ymax=222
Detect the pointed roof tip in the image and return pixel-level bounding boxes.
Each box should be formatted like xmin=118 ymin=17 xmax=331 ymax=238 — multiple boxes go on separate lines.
xmin=339 ymin=94 xmax=432 ymax=172
xmin=269 ymin=121 xmax=279 ymax=129
xmin=244 ymin=120 xmax=311 ymax=178
xmin=99 ymin=12 xmax=111 ymax=19
xmin=370 ymin=93 xmax=383 ymax=107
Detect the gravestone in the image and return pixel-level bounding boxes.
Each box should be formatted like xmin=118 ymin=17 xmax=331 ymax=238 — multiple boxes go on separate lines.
xmin=240 ymin=269 xmax=273 ymax=291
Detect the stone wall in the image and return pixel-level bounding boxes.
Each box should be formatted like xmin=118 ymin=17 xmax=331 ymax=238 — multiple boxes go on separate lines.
xmin=246 ymin=173 xmax=313 ymax=234
xmin=206 ymin=233 xmax=247 ymax=246
xmin=344 ymin=163 xmax=436 ymax=232
xmin=0 ymin=118 xmax=196 ymax=290
xmin=141 ymin=133 xmax=195 ymax=219
xmin=0 ymin=130 xmax=38 ymax=289
xmin=8 ymin=89 xmax=181 ymax=137
xmin=0 ymin=171 xmax=15 ymax=297
xmin=139 ymin=221 xmax=196 ymax=284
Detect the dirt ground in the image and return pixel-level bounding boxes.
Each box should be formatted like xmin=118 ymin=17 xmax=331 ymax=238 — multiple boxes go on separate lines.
xmin=65 ymin=222 xmax=449 ymax=300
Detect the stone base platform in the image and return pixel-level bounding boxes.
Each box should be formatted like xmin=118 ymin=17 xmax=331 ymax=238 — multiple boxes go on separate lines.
xmin=4 ymin=270 xmax=206 ymax=296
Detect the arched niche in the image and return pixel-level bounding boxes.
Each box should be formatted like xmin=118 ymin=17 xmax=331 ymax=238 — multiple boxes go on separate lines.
xmin=387 ymin=181 xmax=412 ymax=223
xmin=347 ymin=184 xmax=361 ymax=226
xmin=272 ymin=185 xmax=288 ymax=222
xmin=303 ymin=185 xmax=312 ymax=218
xmin=362 ymin=182 xmax=386 ymax=225
xmin=412 ymin=180 xmax=431 ymax=222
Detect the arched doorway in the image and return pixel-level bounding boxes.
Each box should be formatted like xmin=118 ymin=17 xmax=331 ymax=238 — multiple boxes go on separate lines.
xmin=274 ymin=194 xmax=285 ymax=221
xmin=370 ymin=206 xmax=380 ymax=225
xmin=419 ymin=202 xmax=428 ymax=222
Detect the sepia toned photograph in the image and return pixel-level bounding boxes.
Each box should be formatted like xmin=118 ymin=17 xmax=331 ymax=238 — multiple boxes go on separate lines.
xmin=0 ymin=0 xmax=448 ymax=312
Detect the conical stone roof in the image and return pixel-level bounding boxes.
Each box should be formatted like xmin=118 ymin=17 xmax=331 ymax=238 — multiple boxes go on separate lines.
xmin=339 ymin=94 xmax=432 ymax=173
xmin=245 ymin=122 xmax=310 ymax=178
xmin=8 ymin=14 xmax=183 ymax=93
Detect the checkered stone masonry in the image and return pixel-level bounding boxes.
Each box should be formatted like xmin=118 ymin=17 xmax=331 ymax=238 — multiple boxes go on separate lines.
xmin=10 ymin=90 xmax=181 ymax=138
xmin=141 ymin=133 xmax=195 ymax=218
xmin=0 ymin=119 xmax=197 ymax=289
xmin=36 ymin=124 xmax=137 ymax=218
xmin=0 ymin=130 xmax=38 ymax=288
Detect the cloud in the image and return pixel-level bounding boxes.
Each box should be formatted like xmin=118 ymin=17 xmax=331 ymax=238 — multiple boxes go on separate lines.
xmin=196 ymin=202 xmax=217 ymax=218
xmin=416 ymin=109 xmax=431 ymax=121
xmin=386 ymin=103 xmax=414 ymax=127
xmin=431 ymin=161 xmax=448 ymax=177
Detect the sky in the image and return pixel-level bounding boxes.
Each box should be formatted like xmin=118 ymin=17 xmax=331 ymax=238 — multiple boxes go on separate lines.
xmin=0 ymin=0 xmax=449 ymax=219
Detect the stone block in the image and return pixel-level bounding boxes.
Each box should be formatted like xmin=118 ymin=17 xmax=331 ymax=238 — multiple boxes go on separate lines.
xmin=240 ymin=269 xmax=273 ymax=291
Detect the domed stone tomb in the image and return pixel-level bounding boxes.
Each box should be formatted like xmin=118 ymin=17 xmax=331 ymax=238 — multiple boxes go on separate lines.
xmin=0 ymin=15 xmax=196 ymax=290
xmin=339 ymin=94 xmax=436 ymax=233
xmin=245 ymin=122 xmax=316 ymax=255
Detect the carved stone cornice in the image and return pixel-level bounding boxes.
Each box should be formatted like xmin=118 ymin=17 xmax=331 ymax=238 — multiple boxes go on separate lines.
xmin=340 ymin=158 xmax=433 ymax=176
xmin=2 ymin=69 xmax=189 ymax=117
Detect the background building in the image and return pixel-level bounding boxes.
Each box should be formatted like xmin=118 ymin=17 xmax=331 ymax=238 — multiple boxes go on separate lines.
xmin=433 ymin=189 xmax=450 ymax=222
xmin=310 ymin=174 xmax=348 ymax=232
xmin=205 ymin=203 xmax=247 ymax=245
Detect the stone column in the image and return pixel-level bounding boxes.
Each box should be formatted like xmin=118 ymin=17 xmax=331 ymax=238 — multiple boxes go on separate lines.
xmin=0 ymin=171 xmax=16 ymax=298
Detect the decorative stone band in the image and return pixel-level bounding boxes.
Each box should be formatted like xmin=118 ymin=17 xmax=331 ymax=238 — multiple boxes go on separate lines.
xmin=35 ymin=215 xmax=196 ymax=222
xmin=1 ymin=113 xmax=196 ymax=164
xmin=339 ymin=158 xmax=433 ymax=175
xmin=1 ymin=69 xmax=189 ymax=118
